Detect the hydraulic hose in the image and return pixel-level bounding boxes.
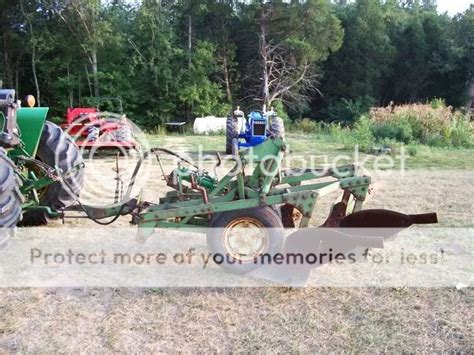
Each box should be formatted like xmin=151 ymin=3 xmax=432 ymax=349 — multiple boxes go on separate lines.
xmin=59 ymin=147 xmax=201 ymax=225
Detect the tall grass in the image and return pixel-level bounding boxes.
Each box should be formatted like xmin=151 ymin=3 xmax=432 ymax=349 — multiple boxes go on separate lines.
xmin=369 ymin=102 xmax=473 ymax=147
xmin=288 ymin=118 xmax=333 ymax=134
xmin=291 ymin=101 xmax=473 ymax=151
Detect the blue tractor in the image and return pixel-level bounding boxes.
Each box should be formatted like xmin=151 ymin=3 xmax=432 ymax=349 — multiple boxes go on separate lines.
xmin=225 ymin=106 xmax=285 ymax=154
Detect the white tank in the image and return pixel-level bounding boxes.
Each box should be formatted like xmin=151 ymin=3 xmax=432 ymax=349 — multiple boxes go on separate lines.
xmin=193 ymin=116 xmax=245 ymax=135
xmin=193 ymin=116 xmax=226 ymax=134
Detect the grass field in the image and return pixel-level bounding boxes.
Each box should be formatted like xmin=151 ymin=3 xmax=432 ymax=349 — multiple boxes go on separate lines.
xmin=148 ymin=133 xmax=474 ymax=170
xmin=0 ymin=133 xmax=472 ymax=352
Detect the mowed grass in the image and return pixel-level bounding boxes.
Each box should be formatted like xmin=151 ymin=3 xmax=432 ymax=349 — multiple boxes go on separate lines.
xmin=0 ymin=287 xmax=471 ymax=352
xmin=0 ymin=133 xmax=472 ymax=352
xmin=147 ymin=132 xmax=474 ymax=170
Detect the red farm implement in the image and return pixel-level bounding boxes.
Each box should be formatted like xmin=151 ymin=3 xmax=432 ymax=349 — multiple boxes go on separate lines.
xmin=61 ymin=98 xmax=138 ymax=151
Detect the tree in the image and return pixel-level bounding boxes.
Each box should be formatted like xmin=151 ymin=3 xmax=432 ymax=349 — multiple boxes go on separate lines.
xmin=19 ymin=0 xmax=42 ymax=105
xmin=390 ymin=9 xmax=430 ymax=101
xmin=240 ymin=0 xmax=343 ymax=109
xmin=323 ymin=0 xmax=394 ymax=105
xmin=127 ymin=0 xmax=179 ymax=127
xmin=1 ymin=0 xmax=471 ymax=126
xmin=192 ymin=0 xmax=239 ymax=104
xmin=0 ymin=1 xmax=24 ymax=91
xmin=178 ymin=40 xmax=229 ymax=118
xmin=168 ymin=0 xmax=231 ymax=120
xmin=51 ymin=0 xmax=103 ymax=98
xmin=452 ymin=6 xmax=474 ymax=109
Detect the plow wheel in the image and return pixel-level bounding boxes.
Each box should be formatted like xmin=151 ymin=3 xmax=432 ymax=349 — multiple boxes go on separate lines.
xmin=21 ymin=122 xmax=84 ymax=226
xmin=207 ymin=206 xmax=284 ymax=274
xmin=0 ymin=148 xmax=23 ymax=247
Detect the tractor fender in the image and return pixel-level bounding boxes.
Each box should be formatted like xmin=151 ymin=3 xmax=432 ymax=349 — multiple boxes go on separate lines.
xmin=16 ymin=107 xmax=49 ymax=157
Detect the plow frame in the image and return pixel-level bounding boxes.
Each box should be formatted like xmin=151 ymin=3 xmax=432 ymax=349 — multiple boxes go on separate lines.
xmin=72 ymin=135 xmax=436 ymax=269
xmin=121 ymin=138 xmax=372 ymax=239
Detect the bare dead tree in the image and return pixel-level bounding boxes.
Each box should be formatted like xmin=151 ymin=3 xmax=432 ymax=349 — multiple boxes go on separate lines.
xmin=256 ymin=4 xmax=321 ymax=109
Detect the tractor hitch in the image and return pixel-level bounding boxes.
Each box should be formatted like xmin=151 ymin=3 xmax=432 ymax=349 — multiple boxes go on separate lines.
xmin=63 ymin=198 xmax=141 ymax=223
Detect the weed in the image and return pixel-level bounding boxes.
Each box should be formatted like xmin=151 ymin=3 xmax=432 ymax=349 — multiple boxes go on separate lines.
xmin=368 ymin=102 xmax=473 ymax=148
xmin=338 ymin=115 xmax=375 ymax=152
xmin=406 ymin=145 xmax=418 ymax=157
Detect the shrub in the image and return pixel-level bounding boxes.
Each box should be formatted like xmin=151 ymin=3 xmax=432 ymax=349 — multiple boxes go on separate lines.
xmin=328 ymin=122 xmax=345 ymax=139
xmin=324 ymin=96 xmax=374 ymax=125
xmin=371 ymin=119 xmax=413 ymax=144
xmin=339 ymin=115 xmax=375 ymax=152
xmin=295 ymin=118 xmax=317 ymax=134
xmin=449 ymin=118 xmax=474 ymax=148
xmin=425 ymin=133 xmax=446 ymax=147
xmin=272 ymin=100 xmax=291 ymax=126
xmin=430 ymin=98 xmax=446 ymax=109
xmin=149 ymin=125 xmax=169 ymax=135
xmin=292 ymin=118 xmax=328 ymax=134
xmin=407 ymin=145 xmax=418 ymax=157
xmin=368 ymin=102 xmax=473 ymax=148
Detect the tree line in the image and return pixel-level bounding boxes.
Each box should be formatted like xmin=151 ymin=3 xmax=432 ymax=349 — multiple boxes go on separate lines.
xmin=0 ymin=0 xmax=472 ymax=128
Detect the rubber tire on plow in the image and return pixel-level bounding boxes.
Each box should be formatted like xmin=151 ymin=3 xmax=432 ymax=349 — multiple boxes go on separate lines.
xmin=206 ymin=206 xmax=284 ymax=274
xmin=0 ymin=148 xmax=23 ymax=247
xmin=21 ymin=121 xmax=84 ymax=226
xmin=225 ymin=116 xmax=238 ymax=155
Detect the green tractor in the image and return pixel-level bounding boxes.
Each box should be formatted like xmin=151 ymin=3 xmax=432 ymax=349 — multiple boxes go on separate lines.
xmin=0 ymin=89 xmax=84 ymax=243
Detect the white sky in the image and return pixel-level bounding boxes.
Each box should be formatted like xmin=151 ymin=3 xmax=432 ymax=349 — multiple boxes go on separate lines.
xmin=437 ymin=0 xmax=472 ymax=15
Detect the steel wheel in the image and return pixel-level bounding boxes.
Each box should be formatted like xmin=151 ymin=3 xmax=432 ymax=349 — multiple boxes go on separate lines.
xmin=222 ymin=217 xmax=270 ymax=263
xmin=207 ymin=206 xmax=284 ymax=274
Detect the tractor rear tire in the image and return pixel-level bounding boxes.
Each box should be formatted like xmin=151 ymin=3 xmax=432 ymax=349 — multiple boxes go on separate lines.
xmin=226 ymin=116 xmax=238 ymax=154
xmin=21 ymin=121 xmax=84 ymax=226
xmin=206 ymin=206 xmax=284 ymax=274
xmin=0 ymin=148 xmax=23 ymax=247
xmin=270 ymin=116 xmax=285 ymax=139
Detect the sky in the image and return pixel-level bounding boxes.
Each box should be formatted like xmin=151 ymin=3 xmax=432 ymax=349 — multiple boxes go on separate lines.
xmin=437 ymin=0 xmax=472 ymax=15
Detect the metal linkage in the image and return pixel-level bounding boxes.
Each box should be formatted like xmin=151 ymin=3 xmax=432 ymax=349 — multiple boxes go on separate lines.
xmin=60 ymin=137 xmax=375 ymax=240
xmin=130 ymin=138 xmax=373 ymax=237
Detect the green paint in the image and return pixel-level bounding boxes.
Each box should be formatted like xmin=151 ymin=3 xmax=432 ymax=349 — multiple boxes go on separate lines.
xmin=78 ymin=136 xmax=373 ymax=235
xmin=16 ymin=107 xmax=49 ymax=157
